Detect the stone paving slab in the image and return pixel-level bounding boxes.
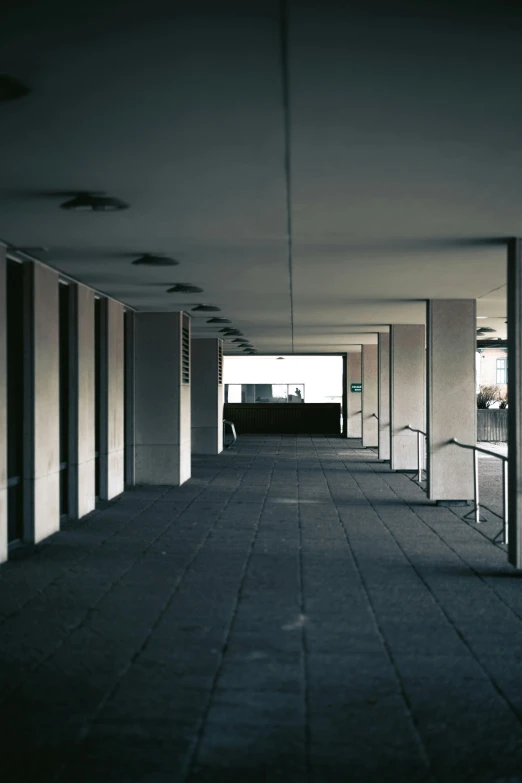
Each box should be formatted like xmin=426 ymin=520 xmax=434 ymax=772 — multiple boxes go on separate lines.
xmin=1 ymin=435 xmax=522 ymax=782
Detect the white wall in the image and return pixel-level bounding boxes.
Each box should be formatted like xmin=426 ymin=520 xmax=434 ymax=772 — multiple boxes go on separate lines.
xmin=223 ymin=355 xmax=343 ymax=402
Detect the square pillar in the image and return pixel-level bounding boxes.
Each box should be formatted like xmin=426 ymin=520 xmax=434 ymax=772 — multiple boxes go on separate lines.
xmin=124 ymin=311 xmax=135 ymax=488
xmin=508 ymin=238 xmax=522 ymax=567
xmin=362 ymin=344 xmax=378 ymax=447
xmin=99 ymin=298 xmax=125 ymax=501
xmin=191 ymin=338 xmax=224 ymax=455
xmin=346 ymin=352 xmax=362 ymax=437
xmin=426 ymin=300 xmax=475 ymax=503
xmin=378 ymin=333 xmax=390 ymax=461
xmin=135 ymin=312 xmax=191 ymax=485
xmin=390 ymin=324 xmax=425 ymax=471
xmin=341 ymin=354 xmax=348 ymax=438
xmin=0 ymin=250 xmax=6 ymax=562
xmin=69 ymin=284 xmax=96 ymax=519
xmin=24 ymin=262 xmax=60 ymax=543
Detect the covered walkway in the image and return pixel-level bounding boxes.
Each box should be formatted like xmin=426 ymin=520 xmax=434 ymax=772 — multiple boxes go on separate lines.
xmin=1 ymin=436 xmax=521 ymax=783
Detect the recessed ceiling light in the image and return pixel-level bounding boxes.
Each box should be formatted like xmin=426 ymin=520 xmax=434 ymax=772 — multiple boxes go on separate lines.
xmin=207 ymin=318 xmax=231 ymax=324
xmin=0 ymin=74 xmax=30 ymax=101
xmin=191 ymin=304 xmax=221 ymax=312
xmin=132 ymin=254 xmax=180 ymax=266
xmin=477 ymin=316 xmax=488 ymax=319
xmin=60 ymin=192 xmax=129 ymax=211
xmin=166 ymin=284 xmax=203 ymax=293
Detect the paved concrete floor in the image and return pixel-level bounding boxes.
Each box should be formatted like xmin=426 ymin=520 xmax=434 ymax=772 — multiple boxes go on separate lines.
xmin=1 ymin=436 xmax=521 ymax=783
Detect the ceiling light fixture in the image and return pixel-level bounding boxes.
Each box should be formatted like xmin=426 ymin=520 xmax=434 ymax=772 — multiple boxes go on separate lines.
xmin=191 ymin=304 xmax=221 ymax=312
xmin=476 ymin=316 xmax=489 ymax=320
xmin=0 ymin=74 xmax=30 ymax=101
xmin=277 ymin=357 xmax=285 ymax=360
xmin=60 ymin=192 xmax=129 ymax=211
xmin=220 ymin=328 xmax=241 ymax=334
xmin=132 ymin=254 xmax=180 ymax=266
xmin=166 ymin=284 xmax=203 ymax=294
xmin=207 ymin=318 xmax=231 ymax=324
xmin=231 ymin=338 xmax=245 ymax=343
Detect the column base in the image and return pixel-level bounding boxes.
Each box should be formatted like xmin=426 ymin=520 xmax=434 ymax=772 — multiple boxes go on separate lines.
xmin=436 ymin=500 xmax=470 ymax=507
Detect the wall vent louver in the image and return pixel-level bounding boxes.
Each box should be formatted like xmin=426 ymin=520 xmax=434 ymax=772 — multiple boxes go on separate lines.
xmin=182 ymin=326 xmax=190 ymax=385
xmin=218 ymin=343 xmax=223 ymax=385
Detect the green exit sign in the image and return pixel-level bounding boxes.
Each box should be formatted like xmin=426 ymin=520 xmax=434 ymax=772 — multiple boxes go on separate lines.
xmin=350 ymin=383 xmax=362 ymax=393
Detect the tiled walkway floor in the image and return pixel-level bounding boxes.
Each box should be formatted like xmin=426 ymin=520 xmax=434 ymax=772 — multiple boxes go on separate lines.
xmin=1 ymin=436 xmax=521 ymax=782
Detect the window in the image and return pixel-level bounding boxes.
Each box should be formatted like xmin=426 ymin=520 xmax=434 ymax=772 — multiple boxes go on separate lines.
xmin=224 ymin=384 xmax=305 ymax=403
xmin=496 ymin=357 xmax=507 ymax=385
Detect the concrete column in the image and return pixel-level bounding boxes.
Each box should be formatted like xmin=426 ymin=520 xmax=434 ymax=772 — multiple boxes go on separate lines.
xmin=135 ymin=312 xmax=191 ymax=485
xmin=508 ymin=238 xmax=522 ymax=567
xmin=346 ymin=352 xmax=362 ymax=437
xmin=191 ymin=338 xmax=224 ymax=454
xmin=0 ymin=250 xmax=6 ymax=562
xmin=390 ymin=324 xmax=425 ymax=471
xmin=24 ymin=262 xmax=60 ymax=543
xmin=99 ymin=298 xmax=125 ymax=500
xmin=362 ymin=344 xmax=378 ymax=447
xmin=378 ymin=333 xmax=390 ymax=461
xmin=426 ymin=299 xmax=475 ymax=503
xmin=69 ymin=284 xmax=96 ymax=519
xmin=124 ymin=311 xmax=135 ymax=488
xmin=341 ymin=354 xmax=348 ymax=438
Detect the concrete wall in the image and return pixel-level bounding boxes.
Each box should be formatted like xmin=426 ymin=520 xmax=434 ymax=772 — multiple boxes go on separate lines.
xmin=70 ymin=284 xmax=96 ymax=519
xmin=135 ymin=312 xmax=191 ymax=485
xmin=390 ymin=324 xmax=425 ymax=471
xmin=427 ymin=300 xmax=475 ymax=502
xmin=25 ymin=262 xmax=60 ymax=544
xmin=378 ymin=333 xmax=390 ymax=461
xmin=347 ymin=352 xmax=362 ymax=437
xmin=191 ymin=338 xmax=224 ymax=455
xmin=0 ymin=251 xmax=6 ymax=562
xmin=100 ymin=298 xmax=125 ymax=500
xmin=362 ymin=345 xmax=378 ymax=447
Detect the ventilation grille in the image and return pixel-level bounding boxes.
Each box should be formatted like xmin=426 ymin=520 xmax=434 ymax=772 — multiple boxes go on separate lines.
xmin=182 ymin=327 xmax=190 ymax=384
xmin=218 ymin=343 xmax=223 ymax=385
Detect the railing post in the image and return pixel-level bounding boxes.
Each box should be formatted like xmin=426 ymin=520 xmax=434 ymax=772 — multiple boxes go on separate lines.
xmin=474 ymin=449 xmax=480 ymax=524
xmin=503 ymin=460 xmax=509 ymax=545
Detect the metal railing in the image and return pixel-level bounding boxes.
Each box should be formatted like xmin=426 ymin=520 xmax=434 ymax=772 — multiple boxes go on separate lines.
xmin=406 ymin=425 xmax=426 ymax=483
xmin=223 ymin=419 xmax=237 ymax=449
xmin=450 ymin=438 xmax=508 ymax=544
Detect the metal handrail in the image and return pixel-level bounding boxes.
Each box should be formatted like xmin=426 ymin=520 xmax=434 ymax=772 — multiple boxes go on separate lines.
xmin=450 ymin=438 xmax=508 ymax=544
xmin=450 ymin=438 xmax=507 ymax=462
xmin=406 ymin=425 xmax=426 ymax=436
xmin=406 ymin=425 xmax=427 ymax=482
xmin=223 ymin=419 xmax=237 ymax=449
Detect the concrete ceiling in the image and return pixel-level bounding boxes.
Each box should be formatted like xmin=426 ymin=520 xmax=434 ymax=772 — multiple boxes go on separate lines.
xmin=0 ymin=0 xmax=518 ymax=352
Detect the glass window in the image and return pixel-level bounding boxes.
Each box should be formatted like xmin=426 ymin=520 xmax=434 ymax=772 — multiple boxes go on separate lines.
xmin=227 ymin=384 xmax=242 ymax=403
xmin=225 ymin=383 xmax=305 ymax=403
xmin=496 ymin=357 xmax=507 ymax=384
